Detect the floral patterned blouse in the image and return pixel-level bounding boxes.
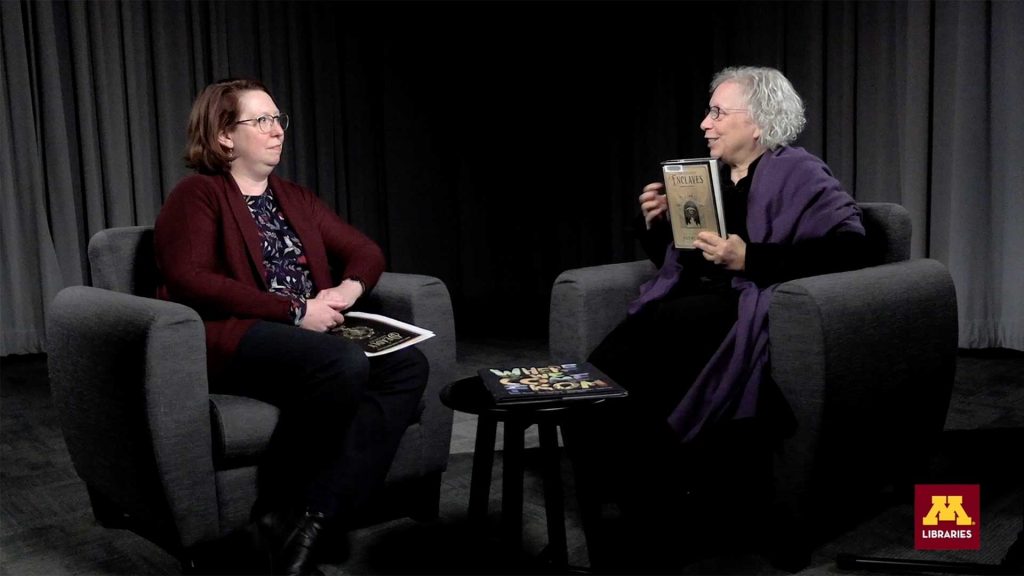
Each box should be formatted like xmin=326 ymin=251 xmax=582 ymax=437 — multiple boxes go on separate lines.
xmin=244 ymin=188 xmax=311 ymax=324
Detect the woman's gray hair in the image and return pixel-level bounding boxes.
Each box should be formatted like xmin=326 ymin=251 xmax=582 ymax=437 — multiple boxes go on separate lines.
xmin=711 ymin=66 xmax=806 ymax=150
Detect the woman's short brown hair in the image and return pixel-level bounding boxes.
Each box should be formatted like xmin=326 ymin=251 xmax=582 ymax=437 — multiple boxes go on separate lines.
xmin=184 ymin=78 xmax=271 ymax=174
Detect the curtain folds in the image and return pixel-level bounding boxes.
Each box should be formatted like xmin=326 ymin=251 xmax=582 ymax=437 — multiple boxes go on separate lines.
xmin=1 ymin=0 xmax=364 ymax=354
xmin=930 ymin=0 xmax=1024 ymax=350
xmin=2 ymin=0 xmax=1022 ymax=354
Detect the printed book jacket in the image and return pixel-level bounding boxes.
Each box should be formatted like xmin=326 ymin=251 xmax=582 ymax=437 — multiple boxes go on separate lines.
xmin=661 ymin=157 xmax=727 ymax=249
xmin=330 ymin=312 xmax=434 ymax=357
xmin=477 ymin=362 xmax=627 ymax=405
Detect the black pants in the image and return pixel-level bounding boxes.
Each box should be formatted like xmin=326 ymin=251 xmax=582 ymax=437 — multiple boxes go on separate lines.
xmin=223 ymin=321 xmax=428 ymax=523
xmin=586 ymin=286 xmax=740 ymax=482
xmin=590 ymin=287 xmax=740 ymax=422
xmin=575 ymin=287 xmax=775 ymax=566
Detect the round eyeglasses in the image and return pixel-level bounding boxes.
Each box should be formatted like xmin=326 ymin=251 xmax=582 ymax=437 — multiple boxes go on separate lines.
xmin=234 ymin=113 xmax=290 ymax=133
xmin=705 ymin=106 xmax=748 ymax=121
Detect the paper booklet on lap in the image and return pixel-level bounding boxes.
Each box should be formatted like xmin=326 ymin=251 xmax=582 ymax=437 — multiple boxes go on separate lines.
xmin=329 ymin=312 xmax=434 ymax=357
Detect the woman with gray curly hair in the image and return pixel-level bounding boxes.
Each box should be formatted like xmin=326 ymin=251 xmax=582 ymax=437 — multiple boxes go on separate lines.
xmin=711 ymin=66 xmax=807 ymax=152
xmin=572 ymin=66 xmax=871 ymax=570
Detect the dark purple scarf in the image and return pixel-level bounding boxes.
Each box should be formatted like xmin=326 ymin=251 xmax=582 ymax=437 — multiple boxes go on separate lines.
xmin=629 ymin=146 xmax=864 ymax=442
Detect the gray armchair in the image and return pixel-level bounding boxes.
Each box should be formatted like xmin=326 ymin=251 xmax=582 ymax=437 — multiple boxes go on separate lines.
xmin=549 ymin=203 xmax=958 ymax=566
xmin=46 ymin=226 xmax=456 ymax=567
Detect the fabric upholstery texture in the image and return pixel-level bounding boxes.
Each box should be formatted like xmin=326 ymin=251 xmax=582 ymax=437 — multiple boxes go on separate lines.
xmin=547 ymin=202 xmax=958 ymax=560
xmin=48 ymin=226 xmax=456 ymax=561
xmin=208 ymin=395 xmax=280 ymax=466
xmin=549 ymin=260 xmax=658 ymax=363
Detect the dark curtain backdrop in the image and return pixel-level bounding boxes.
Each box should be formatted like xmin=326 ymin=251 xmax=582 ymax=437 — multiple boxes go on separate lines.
xmin=3 ymin=0 xmax=1022 ymax=355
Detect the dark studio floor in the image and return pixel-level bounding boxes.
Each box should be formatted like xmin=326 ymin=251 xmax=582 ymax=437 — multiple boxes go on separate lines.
xmin=2 ymin=341 xmax=1023 ymax=575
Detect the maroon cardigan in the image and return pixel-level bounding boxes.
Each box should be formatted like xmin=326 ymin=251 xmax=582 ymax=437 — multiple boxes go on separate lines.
xmin=154 ymin=172 xmax=385 ymax=378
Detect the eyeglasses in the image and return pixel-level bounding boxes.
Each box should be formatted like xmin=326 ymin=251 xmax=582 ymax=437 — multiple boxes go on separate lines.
xmin=234 ymin=113 xmax=290 ymax=133
xmin=705 ymin=106 xmax=748 ymax=121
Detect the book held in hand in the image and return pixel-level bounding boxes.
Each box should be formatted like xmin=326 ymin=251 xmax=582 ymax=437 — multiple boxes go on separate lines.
xmin=478 ymin=362 xmax=628 ymax=406
xmin=661 ymin=157 xmax=726 ymax=249
xmin=329 ymin=312 xmax=435 ymax=357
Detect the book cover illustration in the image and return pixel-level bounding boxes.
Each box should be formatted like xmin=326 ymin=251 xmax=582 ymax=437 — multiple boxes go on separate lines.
xmin=478 ymin=362 xmax=628 ymax=405
xmin=330 ymin=312 xmax=435 ymax=357
xmin=661 ymin=157 xmax=726 ymax=249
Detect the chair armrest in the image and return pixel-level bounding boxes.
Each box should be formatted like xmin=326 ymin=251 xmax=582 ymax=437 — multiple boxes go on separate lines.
xmin=549 ymin=260 xmax=657 ymax=362
xmin=769 ymin=259 xmax=958 ymax=522
xmin=366 ymin=272 xmax=457 ymax=475
xmin=47 ymin=286 xmax=219 ymax=548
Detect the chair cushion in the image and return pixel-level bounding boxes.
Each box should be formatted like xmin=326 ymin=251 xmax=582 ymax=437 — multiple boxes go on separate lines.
xmin=209 ymin=394 xmax=279 ymax=467
xmin=858 ymin=202 xmax=911 ymax=264
xmin=88 ymin=226 xmax=160 ymax=296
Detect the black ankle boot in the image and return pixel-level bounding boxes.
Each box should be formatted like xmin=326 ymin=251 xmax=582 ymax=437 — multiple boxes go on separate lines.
xmin=261 ymin=508 xmax=326 ymax=576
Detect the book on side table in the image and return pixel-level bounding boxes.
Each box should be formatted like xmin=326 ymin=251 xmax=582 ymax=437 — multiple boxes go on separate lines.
xmin=329 ymin=312 xmax=434 ymax=357
xmin=478 ymin=362 xmax=628 ymax=406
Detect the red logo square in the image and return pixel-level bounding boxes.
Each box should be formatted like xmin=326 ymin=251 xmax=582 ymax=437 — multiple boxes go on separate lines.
xmin=914 ymin=484 xmax=980 ymax=550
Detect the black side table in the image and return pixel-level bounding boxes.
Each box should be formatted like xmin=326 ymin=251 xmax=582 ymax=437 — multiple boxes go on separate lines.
xmin=440 ymin=375 xmax=615 ymax=568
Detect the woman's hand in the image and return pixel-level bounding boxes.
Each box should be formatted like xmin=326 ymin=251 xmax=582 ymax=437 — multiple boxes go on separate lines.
xmin=300 ymin=299 xmax=346 ymax=332
xmin=694 ymin=232 xmax=747 ymax=271
xmin=639 ymin=183 xmax=668 ymax=229
xmin=314 ymin=279 xmax=364 ymax=311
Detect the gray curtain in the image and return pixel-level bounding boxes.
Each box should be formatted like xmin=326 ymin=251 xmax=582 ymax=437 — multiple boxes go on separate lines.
xmin=2 ymin=0 xmax=378 ymax=354
xmin=930 ymin=0 xmax=1024 ymax=349
xmin=3 ymin=0 xmax=1022 ymax=355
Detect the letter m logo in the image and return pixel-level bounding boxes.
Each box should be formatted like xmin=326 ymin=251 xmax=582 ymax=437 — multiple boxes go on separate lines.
xmin=922 ymin=495 xmax=973 ymax=526
xmin=915 ymin=484 xmax=980 ymax=550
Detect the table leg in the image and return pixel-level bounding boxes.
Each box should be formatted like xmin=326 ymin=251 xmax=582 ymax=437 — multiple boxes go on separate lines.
xmin=562 ymin=418 xmax=605 ymax=570
xmin=539 ymin=422 xmax=568 ymax=566
xmin=469 ymin=414 xmax=497 ymax=527
xmin=500 ymin=420 xmax=526 ymax=552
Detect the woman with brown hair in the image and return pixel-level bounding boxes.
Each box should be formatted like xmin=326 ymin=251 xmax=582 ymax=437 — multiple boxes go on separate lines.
xmin=154 ymin=79 xmax=428 ymax=575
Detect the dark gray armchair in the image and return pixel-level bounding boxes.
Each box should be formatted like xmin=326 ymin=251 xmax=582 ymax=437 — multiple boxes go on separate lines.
xmin=46 ymin=226 xmax=456 ymax=567
xmin=549 ymin=203 xmax=959 ymax=566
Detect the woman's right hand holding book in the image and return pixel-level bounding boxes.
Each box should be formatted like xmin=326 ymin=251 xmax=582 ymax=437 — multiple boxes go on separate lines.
xmin=639 ymin=182 xmax=668 ymax=229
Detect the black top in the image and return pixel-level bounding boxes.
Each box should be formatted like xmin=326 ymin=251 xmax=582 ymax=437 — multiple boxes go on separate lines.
xmin=637 ymin=155 xmax=870 ymax=289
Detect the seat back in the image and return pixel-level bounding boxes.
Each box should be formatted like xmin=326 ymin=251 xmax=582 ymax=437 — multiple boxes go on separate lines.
xmin=858 ymin=202 xmax=911 ymax=264
xmin=88 ymin=226 xmax=158 ymax=296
